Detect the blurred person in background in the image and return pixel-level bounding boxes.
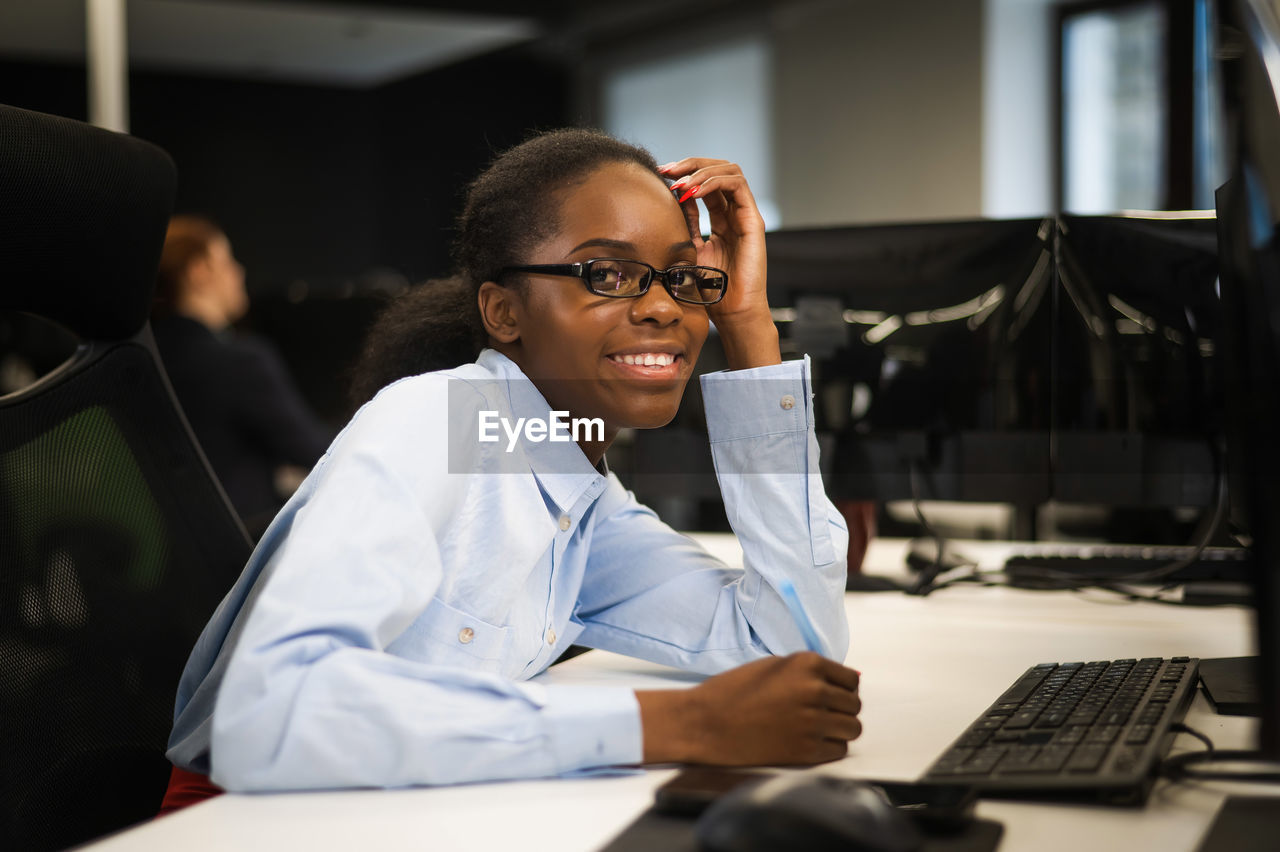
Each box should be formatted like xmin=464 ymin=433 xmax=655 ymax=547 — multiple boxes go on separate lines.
xmin=152 ymin=215 xmax=332 ymax=539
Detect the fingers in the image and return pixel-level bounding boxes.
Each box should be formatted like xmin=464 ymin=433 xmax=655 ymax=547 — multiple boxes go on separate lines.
xmin=660 ymin=159 xmax=763 ymax=235
xmin=657 ymin=157 xmax=730 ymax=181
xmin=787 ymin=651 xmax=861 ymax=693
xmin=820 ymin=684 xmax=862 ymax=718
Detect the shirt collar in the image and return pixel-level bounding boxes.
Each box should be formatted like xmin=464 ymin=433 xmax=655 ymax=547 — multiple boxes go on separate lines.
xmin=476 ymin=348 xmax=606 ymax=513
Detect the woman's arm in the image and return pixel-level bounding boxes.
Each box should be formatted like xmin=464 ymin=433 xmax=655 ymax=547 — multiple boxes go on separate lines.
xmin=191 ymin=377 xmax=646 ymax=790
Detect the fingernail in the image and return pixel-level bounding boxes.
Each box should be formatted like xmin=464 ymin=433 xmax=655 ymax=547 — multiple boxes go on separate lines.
xmin=669 ymin=178 xmax=688 ymax=191
xmin=657 ymin=162 xmax=676 ymax=173
xmin=677 ymin=185 xmax=700 ymax=203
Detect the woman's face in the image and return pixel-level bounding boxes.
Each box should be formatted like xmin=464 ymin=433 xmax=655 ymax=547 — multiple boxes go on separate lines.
xmin=192 ymin=234 xmax=248 ymax=324
xmin=502 ymin=161 xmax=710 ymax=436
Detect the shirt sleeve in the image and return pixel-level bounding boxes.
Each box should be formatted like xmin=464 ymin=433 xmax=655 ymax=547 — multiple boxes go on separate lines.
xmin=574 ymin=356 xmax=850 ymax=673
xmin=205 ymin=377 xmax=643 ymax=792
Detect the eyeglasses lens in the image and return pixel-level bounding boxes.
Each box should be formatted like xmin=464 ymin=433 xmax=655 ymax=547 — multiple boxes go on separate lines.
xmin=586 ymin=260 xmax=646 ymax=296
xmin=666 ymin=267 xmax=725 ymax=304
xmin=585 ymin=260 xmax=724 ymax=304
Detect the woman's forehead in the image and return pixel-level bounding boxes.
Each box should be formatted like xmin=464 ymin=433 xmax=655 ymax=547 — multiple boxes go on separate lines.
xmin=545 ymin=162 xmax=688 ymax=258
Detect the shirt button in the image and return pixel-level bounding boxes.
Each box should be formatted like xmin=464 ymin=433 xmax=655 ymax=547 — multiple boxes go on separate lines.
xmin=458 ymin=627 xmax=475 ymax=644
xmin=546 ymin=628 xmax=557 ymax=645
xmin=780 ymin=394 xmax=796 ymax=410
xmin=559 ymin=514 xmax=571 ymax=531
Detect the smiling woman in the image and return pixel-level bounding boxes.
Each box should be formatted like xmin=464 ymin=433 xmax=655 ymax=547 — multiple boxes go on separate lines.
xmin=158 ymin=128 xmax=858 ymax=807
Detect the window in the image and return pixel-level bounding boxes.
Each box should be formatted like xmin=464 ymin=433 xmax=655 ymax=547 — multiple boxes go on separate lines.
xmin=1058 ymin=0 xmax=1223 ymax=212
xmin=597 ymin=34 xmax=778 ymax=230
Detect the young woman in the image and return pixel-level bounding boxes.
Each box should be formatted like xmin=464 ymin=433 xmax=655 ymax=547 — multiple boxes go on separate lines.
xmin=161 ymin=129 xmax=859 ymax=805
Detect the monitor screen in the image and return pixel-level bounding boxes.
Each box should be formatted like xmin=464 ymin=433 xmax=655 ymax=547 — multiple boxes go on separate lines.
xmin=766 ymin=219 xmax=1054 ymax=516
xmin=1054 ymin=213 xmax=1221 ymax=514
xmin=1215 ymin=0 xmax=1280 ymax=758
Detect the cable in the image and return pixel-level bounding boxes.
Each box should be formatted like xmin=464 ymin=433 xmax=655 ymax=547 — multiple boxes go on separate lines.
xmin=905 ymin=459 xmax=947 ymax=596
xmin=1163 ymin=750 xmax=1280 ymax=784
xmin=1159 ymin=723 xmax=1280 ymax=784
xmin=1171 ymin=722 xmax=1216 ymax=753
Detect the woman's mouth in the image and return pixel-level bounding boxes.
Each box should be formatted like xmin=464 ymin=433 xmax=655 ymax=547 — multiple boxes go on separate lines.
xmin=609 ymin=352 xmax=676 ymax=367
xmin=606 ymin=351 xmax=683 ymax=379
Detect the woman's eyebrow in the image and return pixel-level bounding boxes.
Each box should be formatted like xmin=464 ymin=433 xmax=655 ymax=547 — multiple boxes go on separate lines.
xmin=568 ymin=238 xmax=698 ymax=255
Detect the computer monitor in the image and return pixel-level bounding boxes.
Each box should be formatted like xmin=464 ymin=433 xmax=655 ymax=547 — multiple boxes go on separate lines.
xmin=1053 ymin=213 xmax=1222 ymax=527
xmin=1214 ymin=0 xmax=1280 ymax=758
xmin=766 ymin=218 xmax=1054 ymax=536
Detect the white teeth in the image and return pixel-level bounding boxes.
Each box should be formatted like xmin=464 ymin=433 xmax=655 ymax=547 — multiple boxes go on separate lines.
xmin=611 ymin=353 xmax=676 ymax=367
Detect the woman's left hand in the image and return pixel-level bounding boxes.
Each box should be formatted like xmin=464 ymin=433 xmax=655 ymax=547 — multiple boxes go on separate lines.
xmin=659 ymin=158 xmax=780 ymax=369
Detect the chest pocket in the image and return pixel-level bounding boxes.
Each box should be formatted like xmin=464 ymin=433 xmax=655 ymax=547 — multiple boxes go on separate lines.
xmin=387 ymin=595 xmax=509 ymax=669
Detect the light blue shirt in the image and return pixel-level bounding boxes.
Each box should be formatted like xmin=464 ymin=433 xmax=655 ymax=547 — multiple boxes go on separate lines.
xmin=167 ymin=348 xmax=849 ymax=791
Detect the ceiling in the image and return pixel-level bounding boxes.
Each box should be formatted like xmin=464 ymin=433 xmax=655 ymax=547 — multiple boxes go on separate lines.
xmin=0 ymin=0 xmax=551 ymax=88
xmin=0 ymin=0 xmax=774 ymax=88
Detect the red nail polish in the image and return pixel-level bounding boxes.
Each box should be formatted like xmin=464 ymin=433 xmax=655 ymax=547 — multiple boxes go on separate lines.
xmin=669 ymin=178 xmax=687 ymax=191
xmin=677 ymin=185 xmax=699 ymax=203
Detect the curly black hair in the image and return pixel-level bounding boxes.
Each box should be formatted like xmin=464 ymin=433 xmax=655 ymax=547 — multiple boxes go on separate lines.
xmin=346 ymin=275 xmax=483 ymax=412
xmin=453 ymin=127 xmax=661 ymax=287
xmin=347 ymin=128 xmax=661 ymax=411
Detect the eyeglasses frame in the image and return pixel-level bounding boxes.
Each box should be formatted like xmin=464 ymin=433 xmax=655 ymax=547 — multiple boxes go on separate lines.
xmin=498 ymin=257 xmax=728 ymax=305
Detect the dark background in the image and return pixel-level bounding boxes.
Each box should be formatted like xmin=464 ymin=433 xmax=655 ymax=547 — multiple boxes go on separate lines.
xmin=0 ymin=43 xmax=571 ymax=423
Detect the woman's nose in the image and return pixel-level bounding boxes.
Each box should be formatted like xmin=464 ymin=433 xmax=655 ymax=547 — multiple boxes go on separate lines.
xmin=629 ymin=281 xmax=682 ymax=324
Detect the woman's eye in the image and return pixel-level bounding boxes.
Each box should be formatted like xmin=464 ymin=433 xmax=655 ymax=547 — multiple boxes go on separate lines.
xmin=669 ymin=267 xmax=698 ymax=287
xmin=588 ymin=267 xmax=621 ymax=286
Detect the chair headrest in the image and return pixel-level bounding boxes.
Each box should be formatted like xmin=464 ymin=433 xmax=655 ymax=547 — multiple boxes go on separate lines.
xmin=0 ymin=103 xmax=176 ymax=341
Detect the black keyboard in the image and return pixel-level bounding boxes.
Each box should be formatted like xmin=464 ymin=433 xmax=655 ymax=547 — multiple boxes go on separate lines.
xmin=1004 ymin=546 xmax=1252 ymax=587
xmin=921 ymin=657 xmax=1199 ymax=805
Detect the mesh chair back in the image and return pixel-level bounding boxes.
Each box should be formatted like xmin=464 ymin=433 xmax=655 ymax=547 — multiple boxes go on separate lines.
xmin=0 ymin=104 xmax=253 ymax=851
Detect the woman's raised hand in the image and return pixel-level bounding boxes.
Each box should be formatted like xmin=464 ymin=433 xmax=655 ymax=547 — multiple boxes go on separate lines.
xmin=637 ymin=653 xmax=862 ymax=766
xmin=659 ymin=158 xmax=780 ymax=370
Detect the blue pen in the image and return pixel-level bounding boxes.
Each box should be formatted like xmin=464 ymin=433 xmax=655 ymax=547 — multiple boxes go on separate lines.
xmin=777 ymin=578 xmax=824 ymax=655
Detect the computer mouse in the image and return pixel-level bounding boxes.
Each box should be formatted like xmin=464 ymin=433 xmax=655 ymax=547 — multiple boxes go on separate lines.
xmin=695 ymin=773 xmax=923 ymax=852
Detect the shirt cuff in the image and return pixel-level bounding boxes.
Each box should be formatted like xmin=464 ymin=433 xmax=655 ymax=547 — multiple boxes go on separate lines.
xmin=542 ymin=685 xmax=643 ymax=773
xmin=700 ymin=356 xmax=813 ymax=443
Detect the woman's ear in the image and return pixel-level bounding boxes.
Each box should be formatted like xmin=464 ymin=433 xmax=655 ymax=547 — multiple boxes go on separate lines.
xmin=477 ymin=281 xmax=521 ymax=344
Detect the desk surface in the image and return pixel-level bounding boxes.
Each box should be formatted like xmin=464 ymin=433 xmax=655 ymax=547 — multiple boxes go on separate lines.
xmin=87 ymin=537 xmax=1268 ymax=852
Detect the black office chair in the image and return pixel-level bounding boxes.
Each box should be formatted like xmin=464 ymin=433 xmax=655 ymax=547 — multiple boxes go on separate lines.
xmin=0 ymin=104 xmax=254 ymax=850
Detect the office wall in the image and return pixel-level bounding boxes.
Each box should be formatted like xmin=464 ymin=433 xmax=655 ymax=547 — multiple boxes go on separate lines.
xmin=984 ymin=0 xmax=1055 ymax=217
xmin=772 ymin=0 xmax=986 ymax=227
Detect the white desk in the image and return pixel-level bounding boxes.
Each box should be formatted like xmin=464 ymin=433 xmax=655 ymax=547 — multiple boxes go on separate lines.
xmin=86 ymin=537 xmax=1268 ymax=852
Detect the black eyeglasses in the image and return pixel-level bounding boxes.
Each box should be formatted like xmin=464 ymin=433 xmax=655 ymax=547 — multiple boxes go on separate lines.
xmin=499 ymin=258 xmax=728 ymax=305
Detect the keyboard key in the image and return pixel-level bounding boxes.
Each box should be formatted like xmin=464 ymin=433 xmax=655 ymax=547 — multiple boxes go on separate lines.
xmin=998 ymin=667 xmax=1055 ymax=703
xmin=1066 ymin=744 xmax=1109 ymax=772
xmin=1125 ymin=725 xmax=1155 ymax=745
xmin=995 ymin=745 xmax=1041 ymax=771
xmin=958 ymin=729 xmax=992 ymax=748
xmin=1003 ymin=711 xmax=1040 ymax=729
xmin=963 ymin=747 xmax=1009 ymax=773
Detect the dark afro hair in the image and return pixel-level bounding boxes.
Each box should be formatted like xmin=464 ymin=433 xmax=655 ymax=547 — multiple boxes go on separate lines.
xmin=345 ymin=275 xmax=483 ymax=413
xmin=453 ymin=127 xmax=661 ymax=288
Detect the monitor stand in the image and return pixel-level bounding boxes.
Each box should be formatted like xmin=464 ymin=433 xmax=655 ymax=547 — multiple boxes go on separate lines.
xmin=1195 ymin=796 xmax=1280 ymax=852
xmin=1199 ymin=656 xmax=1262 ymax=716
